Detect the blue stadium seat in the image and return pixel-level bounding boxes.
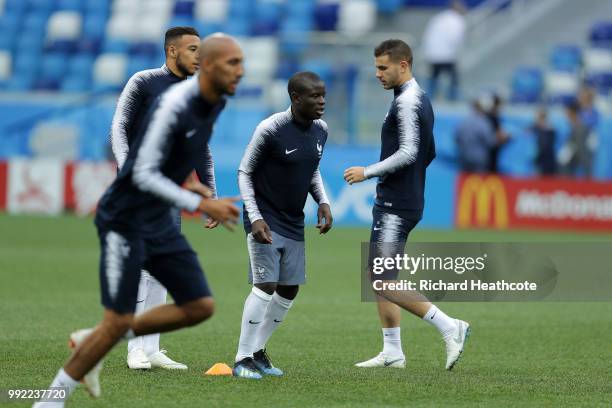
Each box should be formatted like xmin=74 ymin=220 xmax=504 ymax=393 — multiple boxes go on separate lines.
xmin=82 ymin=15 xmax=107 ymax=40
xmin=229 ymin=0 xmax=254 ymax=18
xmin=510 ymin=67 xmax=543 ymax=103
xmin=68 ymin=54 xmax=94 ymax=79
xmin=6 ymin=72 xmax=35 ymax=91
xmin=46 ymin=39 xmax=78 ymax=54
xmin=5 ymin=0 xmax=28 ymax=13
xmin=193 ymin=21 xmax=224 ymax=38
xmin=314 ymin=2 xmax=339 ymax=31
xmin=550 ymin=45 xmax=582 ymax=72
xmin=15 ymin=35 xmax=43 ymax=56
xmin=276 ymin=59 xmax=300 ymax=80
xmin=127 ymin=56 xmax=155 ymax=78
xmin=589 ymin=21 xmax=612 ymax=48
xmin=301 ymin=59 xmax=334 ymax=87
xmin=174 ymin=0 xmax=195 ymax=17
xmin=252 ymin=1 xmax=283 ymax=36
xmin=26 ymin=0 xmax=56 ymax=14
xmin=129 ymin=42 xmax=159 ymax=57
xmin=75 ymin=38 xmax=101 ymax=55
xmin=0 ymin=36 xmax=12 ymax=51
xmin=167 ymin=17 xmax=196 ymax=30
xmin=23 ymin=13 xmax=47 ymax=37
xmin=102 ymin=38 xmax=130 ymax=54
xmin=84 ymin=0 xmax=110 ymax=16
xmin=586 ymin=72 xmax=612 ymax=95
xmin=376 ymin=0 xmax=403 ymax=14
xmin=57 ymin=0 xmax=83 ymax=12
xmin=40 ymin=52 xmax=67 ymax=82
xmin=223 ymin=19 xmax=251 ymax=37
xmin=61 ymin=76 xmax=90 ymax=92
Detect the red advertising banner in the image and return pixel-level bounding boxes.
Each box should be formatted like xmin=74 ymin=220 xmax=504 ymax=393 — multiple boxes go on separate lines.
xmin=0 ymin=161 xmax=7 ymax=210
xmin=455 ymin=174 xmax=612 ymax=232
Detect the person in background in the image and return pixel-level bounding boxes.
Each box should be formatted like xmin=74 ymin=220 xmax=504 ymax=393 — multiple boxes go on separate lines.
xmin=577 ymin=86 xmax=599 ymax=157
xmin=422 ymin=0 xmax=466 ymax=101
xmin=530 ymin=108 xmax=557 ymax=176
xmin=485 ymin=93 xmax=510 ymax=173
xmin=559 ymin=101 xmax=592 ymax=178
xmin=455 ymin=97 xmax=496 ymax=173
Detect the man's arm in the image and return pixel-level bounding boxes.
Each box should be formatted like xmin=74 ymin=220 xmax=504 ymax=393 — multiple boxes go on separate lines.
xmin=309 ymin=166 xmax=332 ymax=234
xmin=132 ymin=98 xmax=202 ymax=211
xmin=194 ymin=143 xmax=217 ymax=199
xmin=110 ymin=74 xmax=145 ymax=170
xmin=238 ymin=123 xmax=272 ymax=243
xmin=364 ymin=96 xmax=420 ymax=179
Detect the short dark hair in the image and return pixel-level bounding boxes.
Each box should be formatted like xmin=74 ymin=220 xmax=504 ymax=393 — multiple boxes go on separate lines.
xmin=374 ymin=39 xmax=413 ymax=66
xmin=164 ymin=26 xmax=199 ymax=51
xmin=287 ymin=71 xmax=323 ymax=96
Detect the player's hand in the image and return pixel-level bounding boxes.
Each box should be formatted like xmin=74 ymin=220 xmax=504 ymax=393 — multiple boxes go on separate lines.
xmin=252 ymin=219 xmax=272 ymax=244
xmin=316 ymin=203 xmax=333 ymax=234
xmin=343 ymin=166 xmax=366 ymax=185
xmin=185 ymin=176 xmax=214 ymax=199
xmin=197 ymin=197 xmax=240 ymax=231
xmin=204 ymin=217 xmax=219 ymax=229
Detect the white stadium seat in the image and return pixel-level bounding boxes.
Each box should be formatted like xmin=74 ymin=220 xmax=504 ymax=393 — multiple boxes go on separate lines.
xmin=46 ymin=11 xmax=82 ymax=41
xmin=583 ymin=48 xmax=612 ymax=74
xmin=240 ymin=37 xmax=279 ymax=82
xmin=545 ymin=71 xmax=579 ymax=95
xmin=106 ymin=15 xmax=138 ymax=41
xmin=0 ymin=51 xmax=11 ymax=80
xmin=93 ymin=53 xmax=128 ymax=86
xmin=137 ymin=15 xmax=170 ymax=42
xmin=337 ymin=0 xmax=376 ymax=36
xmin=195 ymin=0 xmax=229 ymax=23
xmin=141 ymin=0 xmax=173 ymax=20
xmin=112 ymin=0 xmax=141 ymax=16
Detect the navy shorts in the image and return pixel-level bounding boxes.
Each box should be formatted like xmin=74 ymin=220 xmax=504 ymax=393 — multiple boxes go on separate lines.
xmin=97 ymin=225 xmax=211 ymax=314
xmin=368 ymin=206 xmax=419 ymax=281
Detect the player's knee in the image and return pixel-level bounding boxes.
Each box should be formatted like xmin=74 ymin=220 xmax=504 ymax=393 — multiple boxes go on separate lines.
xmin=276 ymin=284 xmax=299 ymax=300
xmin=182 ymin=297 xmax=214 ymax=325
xmin=255 ymin=282 xmax=276 ymax=295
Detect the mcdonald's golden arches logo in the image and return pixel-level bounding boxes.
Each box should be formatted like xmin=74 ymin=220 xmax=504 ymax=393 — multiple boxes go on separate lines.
xmin=457 ymin=175 xmax=509 ymax=229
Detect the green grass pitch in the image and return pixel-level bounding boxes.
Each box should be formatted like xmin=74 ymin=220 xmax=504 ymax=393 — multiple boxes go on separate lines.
xmin=1 ymin=214 xmax=611 ymax=407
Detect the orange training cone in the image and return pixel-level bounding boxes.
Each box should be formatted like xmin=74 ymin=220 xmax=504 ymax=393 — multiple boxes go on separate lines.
xmin=204 ymin=363 xmax=233 ymax=376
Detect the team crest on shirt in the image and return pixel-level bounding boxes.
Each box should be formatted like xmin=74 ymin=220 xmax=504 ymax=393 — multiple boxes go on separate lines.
xmin=316 ymin=141 xmax=323 ymax=158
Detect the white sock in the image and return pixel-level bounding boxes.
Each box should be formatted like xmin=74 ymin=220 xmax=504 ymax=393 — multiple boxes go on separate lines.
xmin=235 ymin=287 xmax=272 ymax=362
xmin=143 ymin=274 xmax=166 ymax=356
xmin=127 ymin=272 xmax=149 ymax=354
xmin=254 ymin=292 xmax=293 ymax=351
xmin=423 ymin=305 xmax=456 ymax=337
xmin=51 ymin=367 xmax=78 ymax=396
xmin=382 ymin=327 xmax=403 ymax=357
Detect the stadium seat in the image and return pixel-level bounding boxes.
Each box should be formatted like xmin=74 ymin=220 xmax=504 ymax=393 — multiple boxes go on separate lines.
xmin=127 ymin=55 xmax=155 ymax=78
xmin=376 ymin=0 xmax=403 ymax=14
xmin=223 ymin=18 xmax=250 ymax=36
xmin=138 ymin=15 xmax=169 ymax=43
xmin=5 ymin=71 xmax=35 ymax=91
xmin=129 ymin=41 xmax=159 ymax=57
xmin=16 ymin=33 xmax=43 ymax=54
xmin=112 ymin=0 xmax=141 ymax=16
xmin=545 ymin=71 xmax=579 ymax=104
xmin=93 ymin=53 xmax=128 ymax=91
xmin=0 ymin=12 xmax=22 ymax=40
xmin=301 ymin=59 xmax=335 ymax=88
xmin=26 ymin=0 xmax=54 ymax=15
xmin=0 ymin=50 xmax=11 ymax=80
xmin=252 ymin=1 xmax=283 ymax=36
xmin=40 ymin=52 xmax=68 ymax=82
xmin=585 ymin=72 xmax=612 ymax=95
xmin=194 ymin=0 xmax=229 ymax=23
xmin=68 ymin=54 xmax=94 ymax=79
xmin=57 ymin=0 xmax=83 ymax=12
xmin=75 ymin=38 xmax=101 ymax=55
xmin=193 ymin=20 xmax=223 ymax=37
xmin=314 ymin=2 xmax=339 ymax=31
xmin=167 ymin=16 xmax=196 ymax=31
xmin=338 ymin=0 xmax=377 ymax=36
xmin=83 ymin=14 xmax=107 ymax=40
xmin=510 ymin=66 xmax=543 ymax=103
xmin=47 ymin=11 xmax=82 ymax=42
xmin=589 ymin=21 xmax=612 ymax=48
xmin=13 ymin=50 xmax=38 ymax=76
xmin=174 ymin=0 xmax=195 ymax=17
xmin=106 ymin=15 xmax=137 ymax=42
xmin=583 ymin=48 xmax=612 ymax=74
xmin=549 ymin=45 xmax=582 ymax=73
xmin=241 ymin=37 xmax=279 ymax=82
xmin=5 ymin=0 xmax=26 ymax=14
xmin=23 ymin=13 xmax=47 ymax=37
xmin=84 ymin=0 xmax=110 ymax=17
xmin=61 ymin=76 xmax=90 ymax=92
xmin=102 ymin=38 xmax=130 ymax=54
